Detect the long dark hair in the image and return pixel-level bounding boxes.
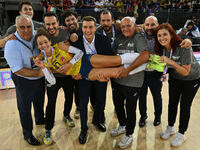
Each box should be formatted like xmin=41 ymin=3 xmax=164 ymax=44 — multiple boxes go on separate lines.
xmin=155 ymin=23 xmax=183 ymax=56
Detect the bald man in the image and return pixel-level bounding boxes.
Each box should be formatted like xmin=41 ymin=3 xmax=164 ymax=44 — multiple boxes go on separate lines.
xmin=138 ymin=16 xmax=192 ymax=128
xmin=110 ymin=17 xmax=149 ymax=148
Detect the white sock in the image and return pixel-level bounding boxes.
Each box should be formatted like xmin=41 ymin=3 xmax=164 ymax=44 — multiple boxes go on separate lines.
xmin=120 ymin=53 xmax=140 ymax=64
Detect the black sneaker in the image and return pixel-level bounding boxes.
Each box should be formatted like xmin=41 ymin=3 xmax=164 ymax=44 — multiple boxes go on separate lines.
xmin=139 ymin=116 xmax=147 ymax=127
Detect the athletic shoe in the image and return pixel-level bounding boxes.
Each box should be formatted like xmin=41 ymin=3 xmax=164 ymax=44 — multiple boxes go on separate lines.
xmin=171 ymin=132 xmax=186 ymax=147
xmin=63 ymin=116 xmax=75 ymax=127
xmin=118 ymin=135 xmax=133 ymax=149
xmin=110 ymin=125 xmax=126 ymax=137
xmin=43 ymin=130 xmax=53 ymax=145
xmin=160 ymin=126 xmax=175 ymax=140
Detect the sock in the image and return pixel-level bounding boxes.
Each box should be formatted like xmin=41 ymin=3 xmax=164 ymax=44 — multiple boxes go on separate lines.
xmin=120 ymin=53 xmax=140 ymax=64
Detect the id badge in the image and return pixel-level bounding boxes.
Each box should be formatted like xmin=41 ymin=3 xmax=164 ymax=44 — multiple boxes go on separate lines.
xmin=30 ymin=56 xmax=37 ymax=69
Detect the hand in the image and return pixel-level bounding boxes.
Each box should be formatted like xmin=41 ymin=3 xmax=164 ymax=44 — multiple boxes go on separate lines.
xmin=0 ymin=34 xmax=16 ymax=48
xmin=136 ymin=26 xmax=143 ymax=33
xmin=119 ymin=68 xmax=129 ymax=78
xmin=180 ymin=39 xmax=192 ymax=49
xmin=34 ymin=58 xmax=45 ymax=69
xmin=115 ymin=20 xmax=121 ymax=31
xmin=70 ymin=33 xmax=78 ymax=42
xmin=8 ymin=34 xmax=16 ymax=40
xmin=72 ymin=73 xmax=82 ymax=80
xmin=57 ymin=62 xmax=72 ymax=74
xmin=38 ymin=69 xmax=44 ymax=77
xmin=60 ymin=25 xmax=67 ymax=30
xmin=159 ymin=56 xmax=171 ymax=65
xmin=97 ymin=73 xmax=110 ymax=82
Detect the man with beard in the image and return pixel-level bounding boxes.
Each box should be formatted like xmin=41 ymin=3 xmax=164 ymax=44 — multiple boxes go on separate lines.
xmin=96 ymin=10 xmax=121 ymax=49
xmin=62 ymin=10 xmax=82 ymax=119
xmin=62 ymin=10 xmax=82 ymax=35
xmin=138 ymin=16 xmax=192 ymax=127
xmin=95 ymin=10 xmax=121 ymax=118
xmin=42 ymin=12 xmax=78 ymax=145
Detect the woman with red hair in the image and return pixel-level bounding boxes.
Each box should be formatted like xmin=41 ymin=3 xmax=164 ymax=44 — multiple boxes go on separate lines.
xmin=155 ymin=23 xmax=200 ymax=147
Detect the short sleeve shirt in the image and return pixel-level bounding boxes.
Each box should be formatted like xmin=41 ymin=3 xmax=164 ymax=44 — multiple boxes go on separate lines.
xmin=113 ymin=33 xmax=148 ymax=87
xmin=165 ymin=47 xmax=200 ymax=80
xmin=4 ymin=31 xmax=41 ymax=80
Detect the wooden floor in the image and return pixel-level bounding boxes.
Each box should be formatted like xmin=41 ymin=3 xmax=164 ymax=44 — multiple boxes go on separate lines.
xmin=0 ymin=81 xmax=200 ymax=150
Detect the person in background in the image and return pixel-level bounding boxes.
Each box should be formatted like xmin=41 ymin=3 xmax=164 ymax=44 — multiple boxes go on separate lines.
xmin=0 ymin=0 xmax=44 ymax=48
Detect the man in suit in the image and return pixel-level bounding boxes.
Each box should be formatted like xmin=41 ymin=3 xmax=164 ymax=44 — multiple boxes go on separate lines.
xmin=71 ymin=16 xmax=113 ymax=144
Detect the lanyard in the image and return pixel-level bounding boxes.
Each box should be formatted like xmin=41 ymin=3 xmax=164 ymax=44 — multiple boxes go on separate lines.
xmin=163 ymin=49 xmax=173 ymax=74
xmin=83 ymin=36 xmax=97 ymax=54
xmin=16 ymin=37 xmax=35 ymax=56
xmin=103 ymin=25 xmax=115 ymax=48
xmin=42 ymin=47 xmax=54 ymax=64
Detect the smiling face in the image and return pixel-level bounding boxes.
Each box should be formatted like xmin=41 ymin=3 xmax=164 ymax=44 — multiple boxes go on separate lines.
xmin=19 ymin=4 xmax=34 ymax=19
xmin=144 ymin=17 xmax=159 ymax=36
xmin=157 ymin=29 xmax=172 ymax=50
xmin=100 ymin=13 xmax=113 ymax=33
xmin=65 ymin=15 xmax=79 ymax=32
xmin=82 ymin=20 xmax=96 ymax=43
xmin=37 ymin=35 xmax=52 ymax=56
xmin=120 ymin=18 xmax=136 ymax=38
xmin=44 ymin=16 xmax=59 ymax=37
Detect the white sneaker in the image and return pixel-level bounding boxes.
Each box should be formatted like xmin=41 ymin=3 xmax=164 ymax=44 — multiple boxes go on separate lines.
xmin=171 ymin=132 xmax=186 ymax=147
xmin=110 ymin=125 xmax=126 ymax=137
xmin=160 ymin=126 xmax=175 ymax=139
xmin=118 ymin=135 xmax=133 ymax=149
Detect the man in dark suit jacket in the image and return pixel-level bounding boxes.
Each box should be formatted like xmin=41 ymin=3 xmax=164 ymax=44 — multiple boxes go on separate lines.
xmin=71 ymin=16 xmax=113 ymax=144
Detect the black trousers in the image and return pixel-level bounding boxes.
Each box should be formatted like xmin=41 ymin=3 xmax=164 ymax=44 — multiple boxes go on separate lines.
xmin=168 ymin=76 xmax=200 ymax=134
xmin=112 ymin=81 xmax=140 ymax=136
xmin=73 ymin=79 xmax=80 ymax=108
xmin=139 ymin=71 xmax=163 ymax=118
xmin=78 ymin=79 xmax=107 ymax=132
xmin=45 ymin=76 xmax=74 ymax=130
xmin=11 ymin=73 xmax=45 ymax=138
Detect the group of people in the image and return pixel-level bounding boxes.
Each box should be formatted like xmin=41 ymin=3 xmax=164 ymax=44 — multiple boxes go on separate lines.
xmin=2 ymin=0 xmax=200 ymax=149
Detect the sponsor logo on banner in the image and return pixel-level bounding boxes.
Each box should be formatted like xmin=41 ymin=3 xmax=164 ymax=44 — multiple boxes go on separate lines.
xmin=0 ymin=68 xmax=15 ymax=89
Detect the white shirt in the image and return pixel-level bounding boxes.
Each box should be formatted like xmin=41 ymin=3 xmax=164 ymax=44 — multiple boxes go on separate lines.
xmin=83 ymin=35 xmax=97 ymax=54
